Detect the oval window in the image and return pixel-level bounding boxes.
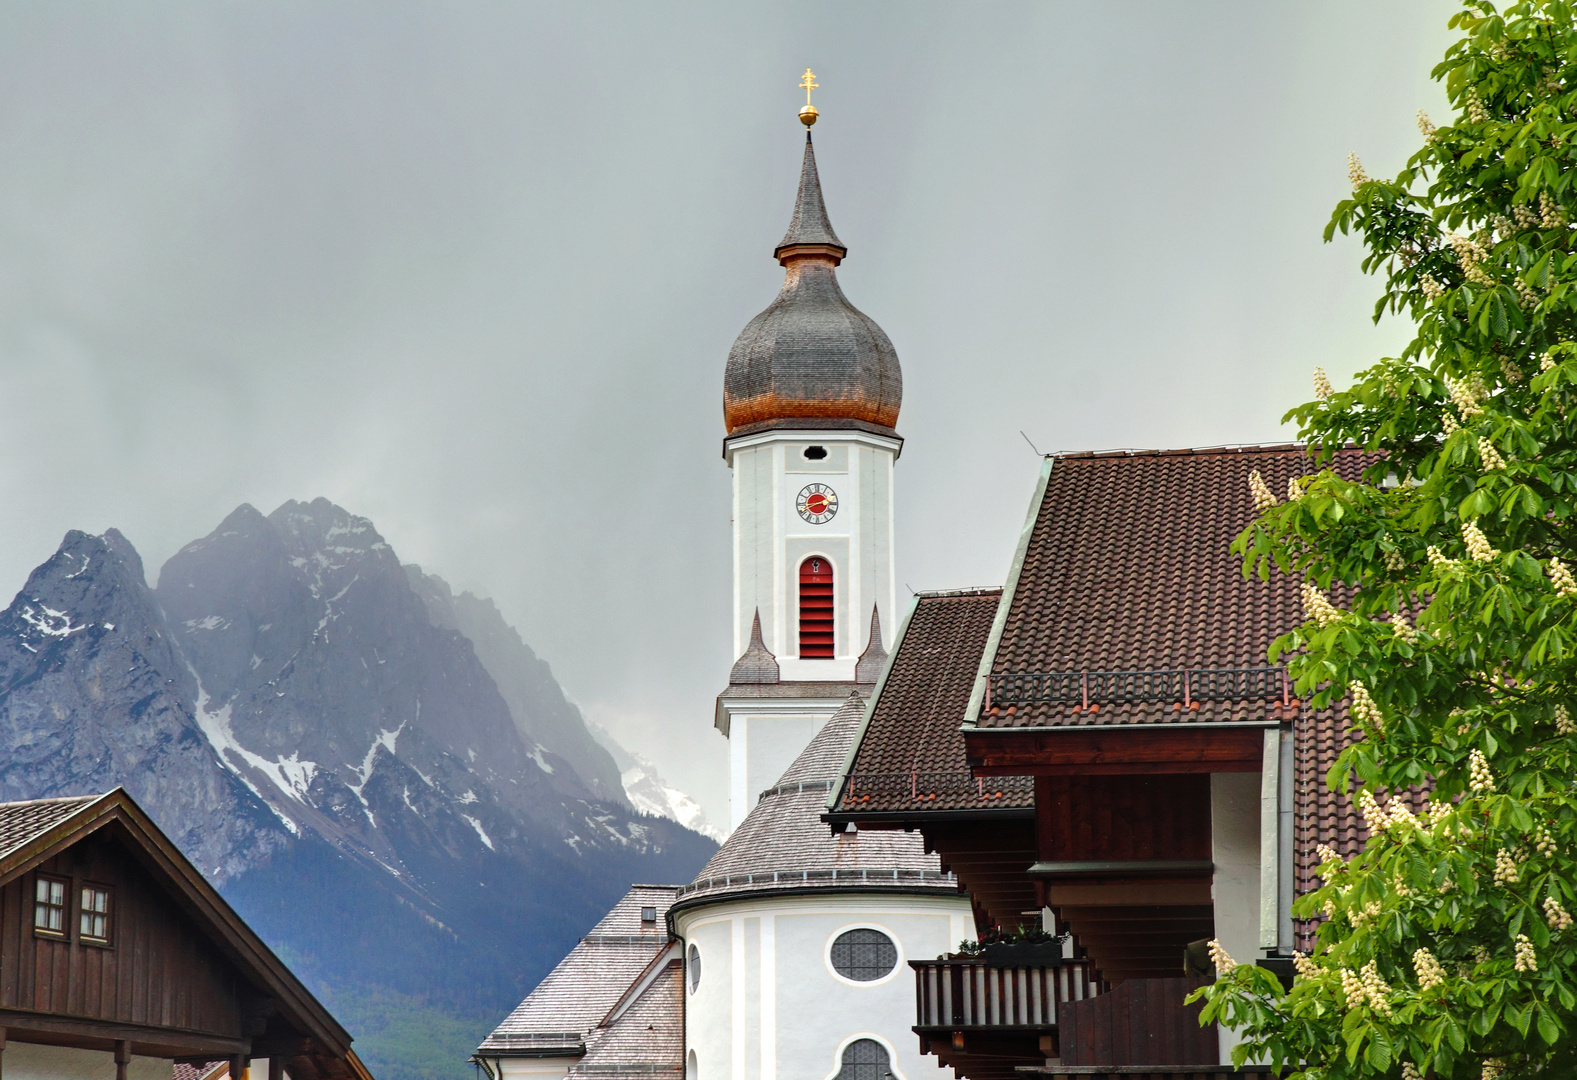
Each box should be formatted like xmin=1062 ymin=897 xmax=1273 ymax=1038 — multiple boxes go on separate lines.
xmin=687 ymin=943 xmax=702 ymax=993
xmin=829 ymin=928 xmax=898 ymax=982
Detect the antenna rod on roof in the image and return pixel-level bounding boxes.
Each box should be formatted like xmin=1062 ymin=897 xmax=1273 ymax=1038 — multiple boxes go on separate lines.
xmin=1020 ymin=431 xmax=1042 ymax=456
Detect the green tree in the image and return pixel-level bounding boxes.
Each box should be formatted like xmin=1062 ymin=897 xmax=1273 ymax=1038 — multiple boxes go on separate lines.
xmin=1196 ymin=3 xmax=1577 ymax=1077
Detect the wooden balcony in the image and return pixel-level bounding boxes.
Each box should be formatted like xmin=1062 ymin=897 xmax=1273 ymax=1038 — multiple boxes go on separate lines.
xmin=910 ymin=955 xmax=1102 ymax=1080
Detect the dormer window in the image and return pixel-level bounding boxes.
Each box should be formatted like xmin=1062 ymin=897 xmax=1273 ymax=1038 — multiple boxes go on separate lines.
xmin=33 ymin=875 xmax=67 ymax=936
xmin=640 ymin=906 xmax=657 ymax=925
xmin=799 ymin=557 xmax=835 ymax=657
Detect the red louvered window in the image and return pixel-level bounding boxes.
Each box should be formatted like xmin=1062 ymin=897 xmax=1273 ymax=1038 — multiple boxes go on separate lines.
xmin=799 ymin=557 xmax=835 ymax=658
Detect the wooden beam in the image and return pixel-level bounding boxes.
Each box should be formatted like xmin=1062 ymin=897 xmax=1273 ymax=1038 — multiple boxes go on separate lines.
xmin=966 ymin=727 xmax=1265 ymax=774
xmin=0 ymin=1010 xmax=249 ymax=1058
xmin=1043 ymin=882 xmax=1213 ymax=907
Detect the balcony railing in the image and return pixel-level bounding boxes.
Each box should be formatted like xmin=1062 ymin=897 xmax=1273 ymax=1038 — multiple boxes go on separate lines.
xmin=986 ymin=667 xmax=1289 ymax=709
xmin=912 ymin=956 xmax=1101 ymax=1030
xmin=841 ymin=770 xmax=1034 ymax=805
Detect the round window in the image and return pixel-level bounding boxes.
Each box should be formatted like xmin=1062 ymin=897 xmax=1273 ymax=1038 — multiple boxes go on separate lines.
xmin=829 ymin=928 xmax=898 ymax=982
xmin=687 ymin=943 xmax=701 ymax=993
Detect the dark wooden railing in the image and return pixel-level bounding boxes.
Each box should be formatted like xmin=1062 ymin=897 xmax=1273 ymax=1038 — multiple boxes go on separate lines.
xmin=912 ymin=956 xmax=1101 ymax=1030
xmin=987 ymin=667 xmax=1289 ymax=709
xmin=842 ymin=771 xmax=1033 ymax=804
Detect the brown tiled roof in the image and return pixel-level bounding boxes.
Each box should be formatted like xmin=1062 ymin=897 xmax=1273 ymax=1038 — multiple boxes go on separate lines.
xmin=0 ymin=794 xmax=98 ymax=860
xmin=837 ymin=589 xmax=1032 ymax=814
xmin=975 ymin=446 xmax=1368 ymax=729
xmin=964 ymin=445 xmax=1385 ymax=945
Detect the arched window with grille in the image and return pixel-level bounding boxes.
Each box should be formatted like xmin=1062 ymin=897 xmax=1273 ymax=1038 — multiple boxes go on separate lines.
xmin=798 ymin=556 xmax=835 ymax=657
xmin=833 ymin=1039 xmax=891 ymax=1080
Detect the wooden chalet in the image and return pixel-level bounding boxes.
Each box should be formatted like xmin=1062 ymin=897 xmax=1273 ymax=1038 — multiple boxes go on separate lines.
xmin=828 ymin=446 xmax=1369 ymax=1079
xmin=0 ymin=789 xmax=371 ymax=1080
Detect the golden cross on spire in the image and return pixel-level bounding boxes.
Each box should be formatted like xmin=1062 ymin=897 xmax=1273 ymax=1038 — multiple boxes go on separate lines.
xmin=798 ymin=68 xmax=820 ymax=127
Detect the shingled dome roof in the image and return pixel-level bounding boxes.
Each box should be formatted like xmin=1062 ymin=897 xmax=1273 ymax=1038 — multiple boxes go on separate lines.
xmin=672 ymin=693 xmax=955 ymax=911
xmin=723 ymin=133 xmax=903 ymax=438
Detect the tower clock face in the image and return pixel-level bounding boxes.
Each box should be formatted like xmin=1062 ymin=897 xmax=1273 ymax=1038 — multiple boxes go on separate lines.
xmin=796 ymin=483 xmax=839 ymax=524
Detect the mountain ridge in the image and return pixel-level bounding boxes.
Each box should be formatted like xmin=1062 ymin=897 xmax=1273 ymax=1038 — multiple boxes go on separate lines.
xmin=0 ymin=500 xmax=717 ymax=1080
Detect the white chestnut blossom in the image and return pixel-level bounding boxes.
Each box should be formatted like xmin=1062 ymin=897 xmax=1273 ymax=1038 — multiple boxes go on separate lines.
xmin=1420 ymin=274 xmax=1446 ymax=301
xmin=1207 ymin=938 xmax=1236 ymax=975
xmin=1301 ymin=582 xmax=1341 ymax=627
xmin=1348 ymin=152 xmax=1368 ymax=191
xmin=1549 ymin=557 xmax=1577 ymax=598
xmin=1413 ymin=947 xmax=1445 ymax=990
xmin=1428 ymin=545 xmax=1456 ymax=569
xmin=1462 ymin=520 xmax=1499 ymax=561
xmin=1416 ymin=109 xmax=1436 ymax=138
xmin=1293 ymin=951 xmax=1320 ymax=980
xmin=1248 ymin=470 xmax=1278 ymax=512
xmin=1478 ymin=436 xmax=1507 ymax=471
xmin=1470 ymin=749 xmax=1495 ymax=793
xmin=1390 ymin=612 xmax=1418 ymax=642
xmin=1466 ymin=86 xmax=1490 ymax=123
xmin=1494 ymin=848 xmax=1519 ymax=885
xmin=1442 ymin=411 xmax=1461 ymax=435
xmin=1349 ymin=683 xmax=1383 ymax=733
xmin=1545 ymin=895 xmax=1573 ymax=931
xmin=1542 ymin=351 xmax=1557 ymax=372
xmin=1534 ymin=824 xmax=1557 ymax=858
xmin=1515 ymin=934 xmax=1538 ymax=972
xmin=1313 ymin=367 xmax=1334 ymax=399
xmin=1542 ymin=190 xmax=1568 ymax=229
xmin=1516 ymin=203 xmax=1541 ymax=230
xmin=1556 ymin=703 xmax=1576 ymax=736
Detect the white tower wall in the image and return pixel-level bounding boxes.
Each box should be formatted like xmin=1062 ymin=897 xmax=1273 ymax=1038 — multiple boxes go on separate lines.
xmin=727 ymin=429 xmax=898 ymax=673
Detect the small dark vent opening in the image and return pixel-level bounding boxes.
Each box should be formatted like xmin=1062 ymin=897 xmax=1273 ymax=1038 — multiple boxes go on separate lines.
xmin=640 ymin=906 xmax=657 ymax=924
xmin=803 ymin=445 xmax=828 ymax=460
xmin=799 ymin=556 xmax=835 ymax=658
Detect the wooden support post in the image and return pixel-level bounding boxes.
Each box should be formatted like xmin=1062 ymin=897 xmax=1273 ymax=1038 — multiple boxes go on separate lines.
xmin=0 ymin=1024 xmax=8 ymax=1080
xmin=230 ymin=1056 xmax=246 ymax=1080
xmin=114 ymin=1040 xmax=130 ymax=1080
xmin=268 ymin=1056 xmax=284 ymax=1080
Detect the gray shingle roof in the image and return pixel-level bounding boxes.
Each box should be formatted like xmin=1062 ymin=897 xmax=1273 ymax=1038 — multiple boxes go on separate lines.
xmin=0 ymin=794 xmax=99 ymax=861
xmin=677 ymin=694 xmax=956 ymax=907
xmin=572 ymin=961 xmax=684 ymax=1075
xmin=775 ymin=133 xmax=844 ymax=255
xmin=476 ymin=886 xmax=678 ymax=1056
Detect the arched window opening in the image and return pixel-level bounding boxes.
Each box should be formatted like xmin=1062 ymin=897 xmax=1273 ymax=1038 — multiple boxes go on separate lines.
xmin=834 ymin=1040 xmax=891 ymax=1080
xmin=799 ymin=557 xmax=835 ymax=658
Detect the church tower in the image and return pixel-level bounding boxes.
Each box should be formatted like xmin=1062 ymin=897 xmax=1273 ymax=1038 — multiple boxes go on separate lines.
xmin=715 ymin=103 xmax=901 ymax=831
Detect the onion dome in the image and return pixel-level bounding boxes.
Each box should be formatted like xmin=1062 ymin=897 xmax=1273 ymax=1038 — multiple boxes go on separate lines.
xmin=723 ymin=133 xmax=902 ymax=438
xmin=672 ymin=693 xmax=955 ymax=910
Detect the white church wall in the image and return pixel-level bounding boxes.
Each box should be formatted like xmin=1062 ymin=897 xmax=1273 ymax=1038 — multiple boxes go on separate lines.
xmin=1211 ymin=770 xmax=1263 ymax=1066
xmin=676 ymin=892 xmax=972 ymax=1080
xmin=732 ymin=444 xmax=780 ymax=658
xmin=496 ymin=1057 xmax=577 ymax=1080
xmin=3 ymin=1042 xmax=169 ymax=1080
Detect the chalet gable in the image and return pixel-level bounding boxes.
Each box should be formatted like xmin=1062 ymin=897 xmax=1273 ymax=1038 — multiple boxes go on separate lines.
xmin=0 ymin=790 xmax=365 ymax=1080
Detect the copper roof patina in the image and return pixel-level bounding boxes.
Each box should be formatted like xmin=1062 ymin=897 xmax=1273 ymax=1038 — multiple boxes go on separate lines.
xmin=723 ymin=134 xmax=902 ymax=437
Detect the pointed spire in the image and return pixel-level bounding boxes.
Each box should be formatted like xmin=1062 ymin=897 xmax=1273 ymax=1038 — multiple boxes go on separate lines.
xmin=855 ymin=605 xmax=888 ymax=684
xmin=729 ymin=609 xmax=780 ymax=685
xmin=775 ymin=133 xmax=846 ymax=263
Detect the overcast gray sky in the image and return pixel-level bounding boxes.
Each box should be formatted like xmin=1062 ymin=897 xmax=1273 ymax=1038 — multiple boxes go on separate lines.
xmin=0 ymin=2 xmax=1457 ymax=823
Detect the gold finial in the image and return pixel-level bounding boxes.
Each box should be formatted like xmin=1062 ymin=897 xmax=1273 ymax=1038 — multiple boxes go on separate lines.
xmin=799 ymin=68 xmax=819 ymax=127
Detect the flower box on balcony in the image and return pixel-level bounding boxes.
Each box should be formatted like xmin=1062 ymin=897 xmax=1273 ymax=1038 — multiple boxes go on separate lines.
xmin=970 ymin=941 xmax=1065 ymax=967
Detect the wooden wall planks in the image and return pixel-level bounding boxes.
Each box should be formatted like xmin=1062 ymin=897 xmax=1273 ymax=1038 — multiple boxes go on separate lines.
xmin=0 ymin=834 xmax=245 ymax=1037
